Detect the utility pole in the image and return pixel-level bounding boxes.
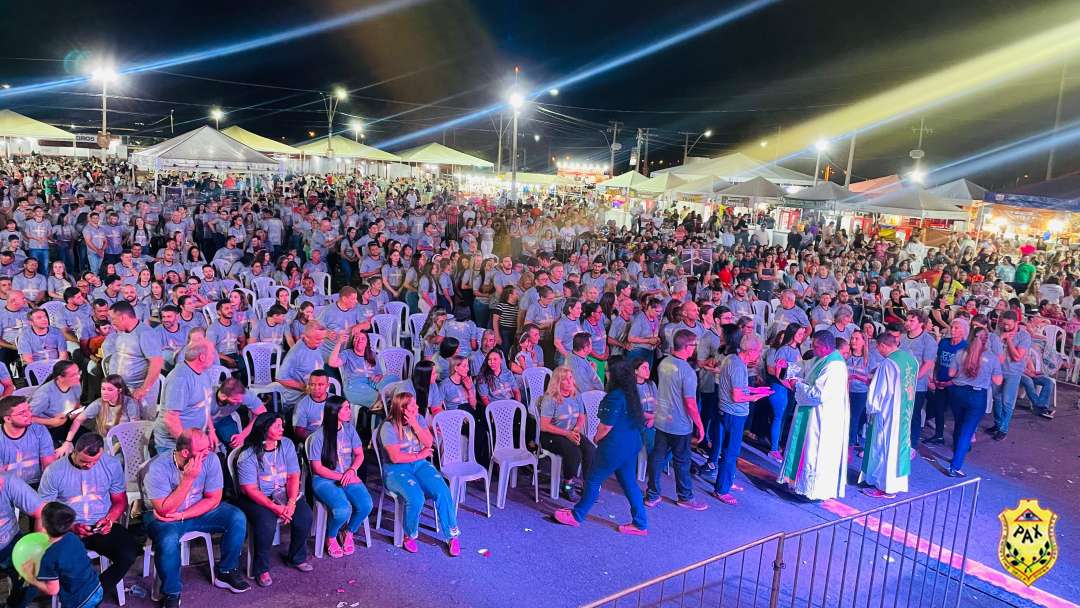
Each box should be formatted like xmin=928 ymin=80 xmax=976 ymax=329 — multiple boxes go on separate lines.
xmin=1046 ymin=63 xmax=1067 ymax=181
xmin=910 ymin=117 xmax=933 ymax=172
xmin=608 ymin=121 xmax=622 ymax=176
xmin=496 ymin=113 xmax=505 ymax=174
xmin=169 ymin=109 xmax=174 ymax=135
xmin=633 ymin=128 xmax=643 ymax=174
xmin=844 ymin=132 xmax=856 ymax=188
xmin=642 ymin=128 xmax=651 ymax=176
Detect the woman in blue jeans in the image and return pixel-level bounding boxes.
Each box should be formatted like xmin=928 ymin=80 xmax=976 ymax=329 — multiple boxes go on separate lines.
xmin=845 ymin=330 xmax=882 ymax=451
xmin=307 ymin=397 xmax=373 ymax=559
xmin=553 ymin=357 xmax=648 ymax=535
xmin=946 ymin=327 xmax=1003 ymax=477
xmin=380 ymin=391 xmax=461 ymax=556
xmin=764 ymin=324 xmax=805 ymax=461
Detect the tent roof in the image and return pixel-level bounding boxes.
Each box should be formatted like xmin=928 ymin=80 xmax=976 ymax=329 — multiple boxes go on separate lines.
xmin=982 ymin=172 xmax=1080 ymax=212
xmin=928 ymin=178 xmax=987 ymax=202
xmin=849 ymin=174 xmax=902 ymax=197
xmin=496 ymin=172 xmax=574 ymax=186
xmin=597 ymin=170 xmax=651 ymax=190
xmin=635 ymin=172 xmax=688 ymax=194
xmin=783 ymin=181 xmax=853 ymax=202
xmin=0 ymin=110 xmax=75 ymax=140
xmin=846 ymin=187 xmax=968 ymax=220
xmin=393 ymin=142 xmax=493 ymax=167
xmin=131 ymin=126 xmax=279 ymax=172
xmin=719 ymin=176 xmax=786 ymax=198
xmin=671 ymin=175 xmax=734 ymax=195
xmin=221 ymin=126 xmax=301 ymax=155
xmin=657 ymin=152 xmax=815 ymax=185
xmin=294 ymin=135 xmax=400 ymax=161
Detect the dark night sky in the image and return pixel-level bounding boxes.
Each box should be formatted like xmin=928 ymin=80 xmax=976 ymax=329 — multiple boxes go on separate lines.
xmin=3 ymin=0 xmax=1080 ymax=189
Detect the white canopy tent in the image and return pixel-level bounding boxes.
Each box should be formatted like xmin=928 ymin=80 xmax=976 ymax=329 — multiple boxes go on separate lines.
xmin=719 ymin=176 xmax=786 ymax=199
xmin=654 ymin=152 xmax=815 ymax=186
xmin=131 ymin=126 xmax=281 ymax=173
xmin=842 ymin=187 xmax=969 ymax=220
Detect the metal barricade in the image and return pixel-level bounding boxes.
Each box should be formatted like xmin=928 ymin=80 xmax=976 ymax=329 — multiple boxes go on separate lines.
xmin=584 ymin=479 xmax=981 ymax=608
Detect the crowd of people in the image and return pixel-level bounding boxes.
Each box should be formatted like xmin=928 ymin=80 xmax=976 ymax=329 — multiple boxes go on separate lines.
xmin=0 ymin=153 xmax=1075 ymax=608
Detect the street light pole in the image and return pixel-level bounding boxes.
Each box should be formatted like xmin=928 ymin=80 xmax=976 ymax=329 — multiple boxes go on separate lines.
xmin=679 ymin=129 xmax=713 ymax=163
xmin=813 ymin=139 xmax=829 ymax=186
xmin=509 ymin=91 xmax=524 ymax=203
xmin=100 ymin=79 xmax=108 ymax=154
xmin=324 ymin=87 xmax=347 ymax=157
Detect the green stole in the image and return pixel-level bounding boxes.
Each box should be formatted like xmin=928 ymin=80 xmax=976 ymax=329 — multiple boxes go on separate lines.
xmin=861 ymin=350 xmax=918 ymax=477
xmin=780 ymin=350 xmax=843 ymax=483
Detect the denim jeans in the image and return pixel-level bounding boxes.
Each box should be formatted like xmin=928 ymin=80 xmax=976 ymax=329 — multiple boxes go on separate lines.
xmin=927 ymin=388 xmax=948 ymax=439
xmin=949 ymin=386 xmax=986 ymax=471
xmin=992 ymin=373 xmax=1023 ymax=433
xmin=646 ymin=429 xmax=694 ymax=502
xmin=713 ymin=412 xmax=747 ymax=495
xmin=1018 ymin=375 xmax=1054 ymax=412
xmin=910 ymin=390 xmax=928 ymax=449
xmin=472 ymin=300 xmax=491 ymax=329
xmin=86 ymin=251 xmax=103 ymax=275
xmin=698 ymin=389 xmax=719 ymax=452
xmin=28 ymin=249 xmax=48 ymax=274
xmin=573 ymin=430 xmax=646 ymax=529
xmin=384 ymin=460 xmax=459 ymax=540
xmin=144 ymin=504 xmax=247 ymax=597
xmin=311 ymin=476 xmax=373 ymax=538
xmin=237 ymin=496 xmax=313 ymax=574
xmin=848 ymin=391 xmax=868 ymax=446
xmin=767 ymin=383 xmax=791 ymax=451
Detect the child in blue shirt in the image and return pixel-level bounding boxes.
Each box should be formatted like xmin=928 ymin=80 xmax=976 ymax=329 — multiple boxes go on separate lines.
xmin=21 ymin=502 xmax=103 ymax=608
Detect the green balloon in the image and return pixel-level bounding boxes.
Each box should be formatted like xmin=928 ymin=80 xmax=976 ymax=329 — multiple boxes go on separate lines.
xmin=12 ymin=532 xmax=49 ymax=580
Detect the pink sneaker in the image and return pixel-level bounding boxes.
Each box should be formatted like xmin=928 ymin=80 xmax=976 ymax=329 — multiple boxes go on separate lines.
xmin=618 ymin=523 xmax=647 ymax=536
xmin=553 ymin=508 xmax=580 ymax=527
xmin=448 ymin=537 xmax=461 ymax=557
xmin=326 ymin=538 xmax=344 ymax=558
xmin=403 ymin=537 xmax=419 ymax=553
xmin=342 ymin=533 xmax=355 ymax=556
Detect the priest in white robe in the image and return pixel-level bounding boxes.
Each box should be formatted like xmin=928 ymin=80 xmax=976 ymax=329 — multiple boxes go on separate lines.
xmin=778 ymin=330 xmax=850 ymax=500
xmin=860 ymin=332 xmax=918 ymax=497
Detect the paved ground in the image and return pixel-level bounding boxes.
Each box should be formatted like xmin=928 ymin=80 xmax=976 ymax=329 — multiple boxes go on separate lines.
xmin=19 ymin=386 xmax=1080 ymax=607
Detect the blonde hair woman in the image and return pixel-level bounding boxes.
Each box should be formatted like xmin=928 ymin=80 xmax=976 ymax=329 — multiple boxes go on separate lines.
xmin=538 ymin=366 xmax=595 ymax=500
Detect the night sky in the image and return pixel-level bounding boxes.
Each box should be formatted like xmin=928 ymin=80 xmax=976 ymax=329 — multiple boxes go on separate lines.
xmin=3 ymin=0 xmax=1079 ymax=189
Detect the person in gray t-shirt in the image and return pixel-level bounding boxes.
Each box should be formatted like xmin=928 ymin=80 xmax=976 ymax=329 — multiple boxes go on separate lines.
xmin=712 ymin=334 xmax=770 ymax=500
xmin=153 ymin=341 xmax=218 ymax=453
xmin=645 ymin=328 xmax=705 ymax=507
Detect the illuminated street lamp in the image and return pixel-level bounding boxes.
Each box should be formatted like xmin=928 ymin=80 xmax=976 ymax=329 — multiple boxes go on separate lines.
xmin=324 ymin=86 xmax=348 ymax=156
xmin=350 ymin=119 xmax=363 ymax=142
xmin=89 ymin=63 xmax=119 ymax=156
xmin=508 ymin=90 xmax=525 ymax=202
xmin=680 ymin=129 xmax=712 ymax=163
xmin=813 ymin=139 xmax=829 ymax=185
xmin=210 ymin=107 xmax=224 ymax=129
xmin=549 ymin=88 xmax=559 ymax=96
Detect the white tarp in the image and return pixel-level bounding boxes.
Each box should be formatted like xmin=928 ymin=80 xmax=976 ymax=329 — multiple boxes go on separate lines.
xmin=131 ymin=125 xmax=280 ymax=172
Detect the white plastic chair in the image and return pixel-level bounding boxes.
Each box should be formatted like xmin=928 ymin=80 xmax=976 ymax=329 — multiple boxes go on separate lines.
xmin=137 ymin=462 xmax=217 ymax=602
xmin=233 ymin=287 xmax=257 ymax=310
xmin=207 ymin=365 xmax=231 ymax=386
xmin=225 ymin=448 xmax=281 ymax=576
xmin=580 ymin=390 xmax=605 ymax=442
xmin=522 ymin=367 xmax=552 ymax=411
xmin=302 ymin=434 xmax=373 ymax=558
xmin=253 ymin=297 xmax=276 ymax=319
xmin=242 ymin=342 xmax=282 ymax=390
xmin=41 ymin=301 xmax=66 ymax=327
xmin=407 ymin=313 xmax=426 ymax=359
xmin=384 ymin=302 xmax=409 ymax=341
xmin=376 ymin=348 xmax=413 ymax=381
xmin=310 ymin=271 xmax=331 ymax=296
xmin=432 ymin=409 xmax=491 ymax=517
xmin=367 ymin=333 xmax=385 ymax=354
xmin=371 ymin=313 xmax=401 ymax=348
xmin=24 ymin=359 xmax=58 ymax=387
xmin=201 ymin=303 xmax=218 ymax=327
xmin=1042 ymin=325 xmax=1068 ymax=361
xmin=105 ymin=421 xmax=155 ymax=505
xmin=250 ymin=277 xmax=278 ymax=300
xmin=751 ymin=300 xmax=770 ymax=326
xmin=212 ymin=258 xmax=233 ymax=280
xmin=328 ymin=377 xmax=342 ymax=396
xmin=530 ymin=401 xmax=563 ymax=499
xmin=485 ymin=399 xmax=539 ymax=509
xmin=901 ymin=296 xmax=918 ymax=311
xmin=372 ymin=424 xmax=437 ymax=547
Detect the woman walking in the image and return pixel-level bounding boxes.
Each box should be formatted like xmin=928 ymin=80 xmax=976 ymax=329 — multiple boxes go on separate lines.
xmin=944 ymin=326 xmax=1002 ymax=477
xmin=553 ymin=358 xmax=647 ymax=535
